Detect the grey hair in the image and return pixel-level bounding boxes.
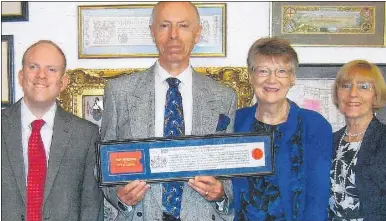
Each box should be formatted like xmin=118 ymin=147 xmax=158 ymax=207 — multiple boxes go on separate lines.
xmin=149 ymin=1 xmax=201 ymax=25
xmin=247 ymin=37 xmax=299 ymax=74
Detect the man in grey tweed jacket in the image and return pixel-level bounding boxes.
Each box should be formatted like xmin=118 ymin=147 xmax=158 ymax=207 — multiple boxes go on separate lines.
xmin=101 ymin=2 xmax=237 ymax=221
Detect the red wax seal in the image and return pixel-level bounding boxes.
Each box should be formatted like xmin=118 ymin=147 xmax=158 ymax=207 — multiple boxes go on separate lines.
xmin=251 ymin=148 xmax=263 ymax=160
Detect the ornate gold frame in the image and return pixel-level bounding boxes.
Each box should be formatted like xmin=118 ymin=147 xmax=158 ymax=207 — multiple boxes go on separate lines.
xmin=58 ymin=67 xmax=254 ymax=118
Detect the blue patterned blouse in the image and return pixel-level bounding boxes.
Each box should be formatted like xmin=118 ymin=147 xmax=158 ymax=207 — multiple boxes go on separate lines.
xmin=232 ymin=100 xmax=333 ymax=221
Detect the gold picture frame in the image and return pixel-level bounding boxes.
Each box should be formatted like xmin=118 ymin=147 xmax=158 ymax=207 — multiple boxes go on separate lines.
xmin=58 ymin=67 xmax=253 ymax=121
xmin=271 ymin=1 xmax=386 ymax=46
xmin=78 ymin=3 xmax=226 ymax=58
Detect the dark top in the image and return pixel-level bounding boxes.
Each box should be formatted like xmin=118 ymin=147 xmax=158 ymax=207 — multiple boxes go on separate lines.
xmin=331 ymin=116 xmax=386 ymax=221
xmin=232 ymin=100 xmax=333 ymax=221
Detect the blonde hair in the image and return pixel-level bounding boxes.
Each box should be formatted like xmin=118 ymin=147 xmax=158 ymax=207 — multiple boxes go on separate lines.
xmin=332 ymin=60 xmax=386 ymax=110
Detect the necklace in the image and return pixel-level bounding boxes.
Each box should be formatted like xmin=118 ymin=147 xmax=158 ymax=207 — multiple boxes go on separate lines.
xmin=345 ymin=128 xmax=366 ymax=137
xmin=332 ymin=130 xmax=364 ymax=202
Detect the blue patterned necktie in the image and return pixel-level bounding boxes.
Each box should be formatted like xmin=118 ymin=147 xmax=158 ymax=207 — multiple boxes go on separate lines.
xmin=162 ymin=78 xmax=184 ymax=219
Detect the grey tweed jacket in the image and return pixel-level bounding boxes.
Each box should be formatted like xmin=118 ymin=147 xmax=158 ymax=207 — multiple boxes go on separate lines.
xmin=101 ymin=64 xmax=237 ymax=221
xmin=1 ymin=100 xmax=104 ymax=221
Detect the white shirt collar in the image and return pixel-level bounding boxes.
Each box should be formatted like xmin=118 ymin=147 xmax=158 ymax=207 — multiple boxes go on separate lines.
xmin=155 ymin=61 xmax=192 ymax=87
xmin=21 ymin=99 xmax=57 ymax=130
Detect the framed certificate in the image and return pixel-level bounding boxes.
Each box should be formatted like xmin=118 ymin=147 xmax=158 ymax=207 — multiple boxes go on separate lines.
xmin=271 ymin=2 xmax=386 ymax=46
xmin=97 ymin=133 xmax=274 ymax=186
xmin=78 ymin=3 xmax=226 ymax=58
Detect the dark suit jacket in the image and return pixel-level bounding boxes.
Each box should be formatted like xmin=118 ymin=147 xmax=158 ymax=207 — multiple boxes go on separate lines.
xmin=333 ymin=117 xmax=386 ymax=221
xmin=1 ymin=100 xmax=104 ymax=221
xmin=101 ymin=64 xmax=237 ymax=221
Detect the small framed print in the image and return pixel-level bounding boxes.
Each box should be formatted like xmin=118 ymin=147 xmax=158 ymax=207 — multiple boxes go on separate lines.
xmin=1 ymin=1 xmax=28 ymax=22
xmin=2 ymin=35 xmax=15 ymax=108
xmin=82 ymin=95 xmax=104 ymax=127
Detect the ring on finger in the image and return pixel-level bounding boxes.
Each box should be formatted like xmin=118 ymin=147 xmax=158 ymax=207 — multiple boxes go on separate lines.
xmin=205 ymin=191 xmax=209 ymax=196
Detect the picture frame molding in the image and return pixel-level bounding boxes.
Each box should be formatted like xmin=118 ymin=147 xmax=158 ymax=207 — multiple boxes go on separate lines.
xmin=1 ymin=1 xmax=29 ymax=22
xmin=2 ymin=35 xmax=15 ymax=108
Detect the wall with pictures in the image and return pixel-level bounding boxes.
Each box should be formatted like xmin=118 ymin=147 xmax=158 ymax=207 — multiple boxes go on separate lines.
xmin=2 ymin=1 xmax=386 ymax=101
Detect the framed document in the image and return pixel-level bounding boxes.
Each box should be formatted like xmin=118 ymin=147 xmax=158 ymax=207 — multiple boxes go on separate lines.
xmin=2 ymin=35 xmax=15 ymax=108
xmin=271 ymin=2 xmax=385 ymax=46
xmin=1 ymin=1 xmax=28 ymax=22
xmin=78 ymin=3 xmax=226 ymax=58
xmin=97 ymin=133 xmax=274 ymax=186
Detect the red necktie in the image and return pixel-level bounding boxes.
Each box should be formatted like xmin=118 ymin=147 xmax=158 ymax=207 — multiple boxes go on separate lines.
xmin=27 ymin=119 xmax=46 ymax=221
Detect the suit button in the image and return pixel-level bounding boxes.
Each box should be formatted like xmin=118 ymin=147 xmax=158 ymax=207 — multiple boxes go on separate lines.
xmin=137 ymin=212 xmax=142 ymax=217
xmin=212 ymin=214 xmax=216 ymax=220
xmin=21 ymin=215 xmax=25 ymax=221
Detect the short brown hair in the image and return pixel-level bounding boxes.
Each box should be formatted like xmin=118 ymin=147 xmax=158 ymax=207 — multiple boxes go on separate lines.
xmin=332 ymin=60 xmax=386 ymax=110
xmin=247 ymin=37 xmax=298 ymax=74
xmin=22 ymin=40 xmax=67 ymax=70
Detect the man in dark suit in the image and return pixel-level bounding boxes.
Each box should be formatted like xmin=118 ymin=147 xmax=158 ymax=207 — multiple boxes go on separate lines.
xmin=1 ymin=40 xmax=103 ymax=221
xmin=101 ymin=2 xmax=237 ymax=221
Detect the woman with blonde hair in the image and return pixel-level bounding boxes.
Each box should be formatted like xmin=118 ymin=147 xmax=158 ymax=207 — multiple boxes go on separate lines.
xmin=329 ymin=60 xmax=386 ymax=221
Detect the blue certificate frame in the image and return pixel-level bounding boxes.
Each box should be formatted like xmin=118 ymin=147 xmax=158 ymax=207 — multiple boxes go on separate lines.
xmin=97 ymin=133 xmax=274 ymax=187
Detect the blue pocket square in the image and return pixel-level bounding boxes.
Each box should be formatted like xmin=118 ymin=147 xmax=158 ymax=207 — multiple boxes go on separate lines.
xmin=216 ymin=114 xmax=230 ymax=131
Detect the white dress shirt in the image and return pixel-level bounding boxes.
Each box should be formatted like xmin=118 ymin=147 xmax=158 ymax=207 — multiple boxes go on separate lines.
xmin=21 ymin=99 xmax=56 ymax=178
xmin=154 ymin=61 xmax=193 ymax=137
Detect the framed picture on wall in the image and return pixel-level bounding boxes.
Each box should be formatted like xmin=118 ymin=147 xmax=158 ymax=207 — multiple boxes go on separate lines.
xmin=2 ymin=35 xmax=15 ymax=108
xmin=271 ymin=2 xmax=386 ymax=46
xmin=1 ymin=1 xmax=28 ymax=22
xmin=78 ymin=3 xmax=226 ymax=58
xmin=83 ymin=95 xmax=104 ymax=127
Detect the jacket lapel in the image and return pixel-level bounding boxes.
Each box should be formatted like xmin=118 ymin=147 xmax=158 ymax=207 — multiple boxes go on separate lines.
xmin=44 ymin=106 xmax=71 ymax=202
xmin=129 ymin=65 xmax=156 ymax=139
xmin=192 ymin=71 xmax=218 ymax=136
xmin=356 ymin=117 xmax=380 ymax=168
xmin=3 ymin=101 xmax=26 ymax=203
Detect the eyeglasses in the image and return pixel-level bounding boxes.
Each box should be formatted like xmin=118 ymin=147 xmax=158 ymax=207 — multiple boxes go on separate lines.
xmin=251 ymin=67 xmax=292 ymax=78
xmin=337 ymin=82 xmax=374 ymax=92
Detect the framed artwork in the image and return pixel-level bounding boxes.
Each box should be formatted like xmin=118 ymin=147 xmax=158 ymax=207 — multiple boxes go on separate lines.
xmin=78 ymin=3 xmax=226 ymax=58
xmin=271 ymin=2 xmax=385 ymax=46
xmin=2 ymin=35 xmax=15 ymax=108
xmin=83 ymin=95 xmax=104 ymax=127
xmin=1 ymin=1 xmax=28 ymax=22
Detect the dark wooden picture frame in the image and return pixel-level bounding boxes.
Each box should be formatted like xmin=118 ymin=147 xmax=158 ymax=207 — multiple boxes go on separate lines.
xmin=1 ymin=1 xmax=29 ymax=22
xmin=1 ymin=35 xmax=15 ymax=108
